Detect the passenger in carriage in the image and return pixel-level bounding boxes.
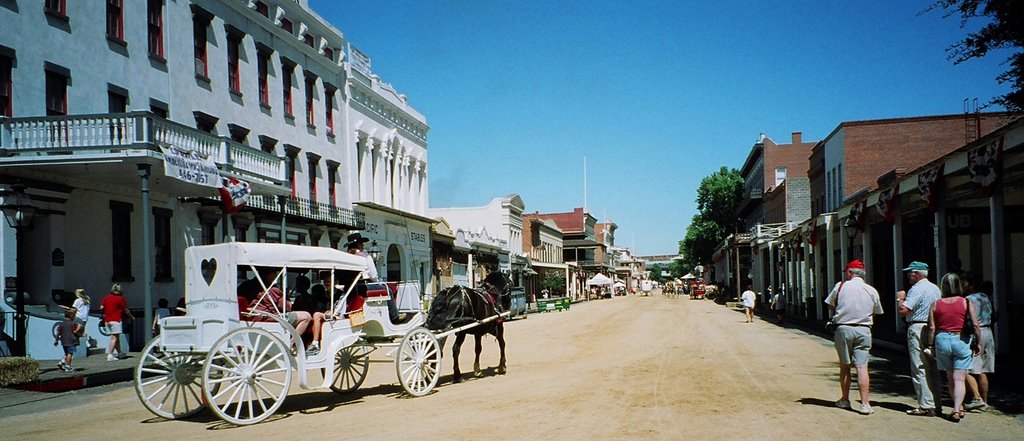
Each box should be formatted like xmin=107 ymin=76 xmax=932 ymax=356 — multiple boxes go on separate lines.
xmin=245 ymin=267 xmax=313 ymax=338
xmin=306 ymin=283 xmax=365 ymax=356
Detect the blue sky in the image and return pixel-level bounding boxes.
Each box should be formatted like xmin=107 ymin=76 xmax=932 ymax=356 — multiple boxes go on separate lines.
xmin=311 ymin=0 xmax=1011 ymax=256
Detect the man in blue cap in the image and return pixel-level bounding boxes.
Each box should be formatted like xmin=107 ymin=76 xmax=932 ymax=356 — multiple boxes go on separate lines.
xmin=897 ymin=261 xmax=941 ymax=416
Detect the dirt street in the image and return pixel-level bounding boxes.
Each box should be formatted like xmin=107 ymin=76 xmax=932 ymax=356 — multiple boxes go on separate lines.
xmin=3 ymin=294 xmax=1023 ymax=440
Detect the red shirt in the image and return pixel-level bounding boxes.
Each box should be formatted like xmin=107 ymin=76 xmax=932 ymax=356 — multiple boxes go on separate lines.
xmin=934 ymin=297 xmax=968 ymax=332
xmin=101 ymin=293 xmax=128 ymax=323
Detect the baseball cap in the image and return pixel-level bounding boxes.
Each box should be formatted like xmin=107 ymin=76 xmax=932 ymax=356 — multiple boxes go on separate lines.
xmin=846 ymin=259 xmax=865 ymax=270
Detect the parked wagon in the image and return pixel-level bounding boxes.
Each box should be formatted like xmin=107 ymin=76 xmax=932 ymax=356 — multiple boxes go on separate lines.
xmin=134 ymin=243 xmax=449 ymax=426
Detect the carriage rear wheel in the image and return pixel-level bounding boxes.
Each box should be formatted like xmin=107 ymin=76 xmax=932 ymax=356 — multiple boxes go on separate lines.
xmin=134 ymin=337 xmax=206 ymax=419
xmin=202 ymin=327 xmax=292 ymax=425
xmin=329 ymin=344 xmax=371 ymax=394
xmin=396 ymin=327 xmax=441 ymax=397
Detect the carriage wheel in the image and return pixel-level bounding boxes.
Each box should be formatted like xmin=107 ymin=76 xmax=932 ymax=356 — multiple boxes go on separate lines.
xmin=396 ymin=327 xmax=441 ymax=397
xmin=202 ymin=327 xmax=292 ymax=425
xmin=134 ymin=337 xmax=206 ymax=419
xmin=329 ymin=344 xmax=371 ymax=394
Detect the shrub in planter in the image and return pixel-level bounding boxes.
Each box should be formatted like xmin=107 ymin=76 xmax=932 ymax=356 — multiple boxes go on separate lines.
xmin=0 ymin=357 xmax=39 ymax=387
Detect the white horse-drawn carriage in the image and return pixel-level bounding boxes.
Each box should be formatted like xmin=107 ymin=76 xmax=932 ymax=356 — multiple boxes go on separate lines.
xmin=135 ymin=243 xmax=448 ymax=425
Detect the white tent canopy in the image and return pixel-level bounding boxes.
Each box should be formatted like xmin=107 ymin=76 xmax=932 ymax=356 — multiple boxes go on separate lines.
xmin=586 ymin=273 xmax=614 ymax=286
xmin=613 ymin=280 xmax=626 ymax=288
xmin=681 ymin=273 xmax=696 ymax=279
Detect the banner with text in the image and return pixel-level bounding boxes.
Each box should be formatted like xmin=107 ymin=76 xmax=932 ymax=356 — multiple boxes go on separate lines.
xmin=160 ymin=145 xmax=220 ymax=188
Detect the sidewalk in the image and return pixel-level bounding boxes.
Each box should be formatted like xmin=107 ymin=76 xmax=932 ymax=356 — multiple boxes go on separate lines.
xmin=729 ymin=301 xmax=1024 ymax=415
xmin=6 ymin=352 xmax=138 ymax=393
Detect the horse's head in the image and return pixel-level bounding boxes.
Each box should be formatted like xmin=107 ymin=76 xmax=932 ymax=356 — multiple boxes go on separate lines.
xmin=426 ymin=286 xmax=470 ymax=331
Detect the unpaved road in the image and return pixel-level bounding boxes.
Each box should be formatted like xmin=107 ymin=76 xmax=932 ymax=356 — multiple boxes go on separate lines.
xmin=3 ymin=294 xmax=1023 ymax=440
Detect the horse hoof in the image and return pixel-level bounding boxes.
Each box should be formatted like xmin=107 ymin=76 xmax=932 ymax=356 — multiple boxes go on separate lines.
xmin=497 ymin=367 xmax=507 ymax=375
xmin=474 ymin=370 xmax=483 ymax=378
xmin=453 ymin=375 xmax=462 ymax=384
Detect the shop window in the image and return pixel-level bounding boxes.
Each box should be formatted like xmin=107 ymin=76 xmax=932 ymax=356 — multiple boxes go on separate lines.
xmin=148 ymin=0 xmax=164 ymax=59
xmin=154 ymin=208 xmax=173 ymax=281
xmin=110 ymin=201 xmax=134 ymax=282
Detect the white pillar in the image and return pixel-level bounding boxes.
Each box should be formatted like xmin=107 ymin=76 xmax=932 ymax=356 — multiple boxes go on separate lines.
xmin=893 ymin=209 xmax=905 ymax=334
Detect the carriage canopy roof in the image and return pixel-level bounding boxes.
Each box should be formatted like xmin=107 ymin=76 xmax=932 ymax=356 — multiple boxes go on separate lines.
xmin=186 ymin=242 xmax=367 ymax=270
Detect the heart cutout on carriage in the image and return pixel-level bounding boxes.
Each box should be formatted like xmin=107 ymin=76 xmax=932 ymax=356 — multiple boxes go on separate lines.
xmin=201 ymin=258 xmax=217 ymax=285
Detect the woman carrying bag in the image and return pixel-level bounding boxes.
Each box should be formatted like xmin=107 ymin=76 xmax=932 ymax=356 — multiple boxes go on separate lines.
xmin=927 ymin=273 xmax=982 ymax=422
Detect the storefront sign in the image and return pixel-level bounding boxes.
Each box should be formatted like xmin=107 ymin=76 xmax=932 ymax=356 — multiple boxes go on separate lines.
xmin=410 ymin=231 xmax=427 ymax=243
xmin=161 ymin=145 xmax=220 ymax=188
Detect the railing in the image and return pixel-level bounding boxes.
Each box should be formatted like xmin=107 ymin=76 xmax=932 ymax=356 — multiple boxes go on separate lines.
xmin=753 ymin=222 xmax=798 ymax=240
xmin=246 ymin=194 xmax=365 ymax=229
xmin=1 ymin=112 xmax=285 ymax=184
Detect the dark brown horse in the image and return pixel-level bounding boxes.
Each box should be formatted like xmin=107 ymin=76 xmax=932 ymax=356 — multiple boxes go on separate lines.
xmin=426 ymin=282 xmax=509 ymax=383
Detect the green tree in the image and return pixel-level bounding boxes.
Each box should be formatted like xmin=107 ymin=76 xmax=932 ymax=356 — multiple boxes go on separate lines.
xmin=928 ymin=0 xmax=1024 ymax=111
xmin=541 ymin=272 xmax=566 ymax=295
xmin=678 ymin=167 xmax=744 ymax=270
xmin=648 ymin=263 xmax=664 ymax=283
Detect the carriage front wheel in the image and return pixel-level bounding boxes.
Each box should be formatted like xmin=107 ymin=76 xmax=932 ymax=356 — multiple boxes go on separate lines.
xmin=396 ymin=327 xmax=441 ymax=397
xmin=134 ymin=337 xmax=206 ymax=419
xmin=202 ymin=327 xmax=293 ymax=425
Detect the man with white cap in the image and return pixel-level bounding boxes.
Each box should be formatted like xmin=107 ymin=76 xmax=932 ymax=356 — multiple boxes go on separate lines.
xmin=826 ymin=259 xmax=884 ymax=415
xmin=898 ymin=260 xmax=942 ymax=416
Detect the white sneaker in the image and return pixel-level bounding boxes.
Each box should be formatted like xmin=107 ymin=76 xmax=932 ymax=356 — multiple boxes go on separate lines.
xmin=859 ymin=404 xmax=874 ymax=415
xmin=107 ymin=354 xmax=118 ymax=361
xmin=964 ymin=400 xmax=988 ymax=412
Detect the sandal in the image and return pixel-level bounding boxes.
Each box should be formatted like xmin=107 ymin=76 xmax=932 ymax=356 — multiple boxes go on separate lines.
xmin=951 ymin=410 xmax=965 ymax=422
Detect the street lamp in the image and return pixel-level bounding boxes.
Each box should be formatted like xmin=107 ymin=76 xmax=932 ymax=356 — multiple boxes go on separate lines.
xmin=843 ymin=216 xmax=858 ymax=259
xmin=2 ymin=184 xmax=37 ymax=357
xmin=367 ymin=240 xmax=381 ymax=262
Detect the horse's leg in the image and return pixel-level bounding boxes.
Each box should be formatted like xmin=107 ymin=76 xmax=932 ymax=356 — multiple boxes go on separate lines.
xmin=495 ymin=323 xmax=507 ymax=375
xmin=452 ymin=332 xmax=466 ymax=383
xmin=473 ymin=333 xmax=483 ymax=377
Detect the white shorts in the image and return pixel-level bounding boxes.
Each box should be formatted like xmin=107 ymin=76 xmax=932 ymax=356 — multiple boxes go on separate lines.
xmin=971 ymin=327 xmax=995 ymax=374
xmin=105 ymin=321 xmax=123 ymax=334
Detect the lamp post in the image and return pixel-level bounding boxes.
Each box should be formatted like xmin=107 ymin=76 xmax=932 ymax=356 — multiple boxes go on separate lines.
xmin=2 ymin=184 xmax=37 ymax=357
xmin=843 ymin=216 xmax=858 ymax=259
xmin=367 ymin=240 xmax=381 ymax=262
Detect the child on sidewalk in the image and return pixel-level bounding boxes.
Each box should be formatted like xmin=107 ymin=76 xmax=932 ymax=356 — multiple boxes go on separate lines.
xmin=54 ymin=310 xmax=83 ymax=373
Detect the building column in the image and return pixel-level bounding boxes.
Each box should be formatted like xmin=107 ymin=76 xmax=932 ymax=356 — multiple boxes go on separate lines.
xmin=138 ymin=164 xmax=154 ymax=343
xmin=825 ymin=214 xmax=836 ymax=297
xmin=989 ymin=184 xmax=1008 ymax=351
xmin=893 ymin=208 xmax=905 ymax=334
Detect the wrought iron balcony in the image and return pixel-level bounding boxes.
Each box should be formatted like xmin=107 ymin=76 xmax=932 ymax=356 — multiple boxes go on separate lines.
xmin=246 ymin=194 xmax=365 ymax=229
xmin=0 ymin=112 xmax=285 ymax=185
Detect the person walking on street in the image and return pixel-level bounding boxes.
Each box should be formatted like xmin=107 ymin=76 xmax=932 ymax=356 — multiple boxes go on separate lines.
xmin=771 ymin=287 xmax=785 ymax=324
xmin=898 ymin=261 xmax=942 ymax=416
xmin=100 ymin=283 xmax=134 ymax=361
xmin=825 ymin=259 xmax=884 ymax=415
xmin=961 ymin=274 xmax=994 ymax=412
xmin=54 ymin=310 xmax=83 ymax=373
xmin=928 ymin=273 xmax=983 ymax=422
xmin=740 ymin=285 xmax=756 ymax=323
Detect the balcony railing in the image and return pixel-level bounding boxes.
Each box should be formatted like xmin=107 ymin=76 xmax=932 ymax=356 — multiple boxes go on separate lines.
xmin=753 ymin=222 xmax=798 ymax=240
xmin=0 ymin=112 xmax=285 ymax=185
xmin=247 ymin=194 xmax=365 ymax=229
